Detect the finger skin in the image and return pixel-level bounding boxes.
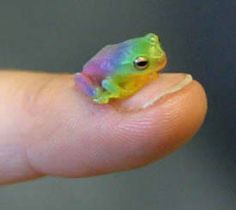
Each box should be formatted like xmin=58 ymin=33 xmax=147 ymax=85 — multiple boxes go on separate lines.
xmin=0 ymin=71 xmax=207 ymax=184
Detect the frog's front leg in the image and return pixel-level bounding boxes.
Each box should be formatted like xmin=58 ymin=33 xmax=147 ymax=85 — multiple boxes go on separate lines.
xmin=93 ymin=77 xmax=127 ymax=103
xmin=75 ymin=73 xmax=115 ymax=104
xmin=75 ymin=74 xmax=129 ymax=104
xmin=104 ymin=77 xmax=133 ymax=96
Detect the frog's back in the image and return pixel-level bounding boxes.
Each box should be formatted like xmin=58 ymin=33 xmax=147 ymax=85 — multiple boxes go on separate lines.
xmin=82 ymin=42 xmax=130 ymax=84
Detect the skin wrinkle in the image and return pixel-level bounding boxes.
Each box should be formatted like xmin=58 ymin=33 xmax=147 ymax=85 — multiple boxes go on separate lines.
xmin=0 ymin=73 xmax=66 ymax=182
xmin=21 ymin=74 xmax=56 ymax=117
xmin=0 ymin=144 xmax=41 ymax=184
xmin=24 ymin=150 xmax=44 ymax=177
xmin=24 ymin=75 xmax=76 ymax=148
xmin=24 ymin=95 xmax=113 ymax=176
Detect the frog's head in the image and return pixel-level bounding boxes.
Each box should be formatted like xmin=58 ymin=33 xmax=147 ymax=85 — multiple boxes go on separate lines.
xmin=116 ymin=33 xmax=167 ymax=76
xmin=83 ymin=33 xmax=167 ymax=77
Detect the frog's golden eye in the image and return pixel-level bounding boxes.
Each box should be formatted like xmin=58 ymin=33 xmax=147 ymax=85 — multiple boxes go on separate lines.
xmin=134 ymin=57 xmax=149 ymax=70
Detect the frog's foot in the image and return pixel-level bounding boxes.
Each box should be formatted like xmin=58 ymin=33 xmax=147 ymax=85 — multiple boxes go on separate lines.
xmin=92 ymin=89 xmax=119 ymax=104
xmin=75 ymin=73 xmax=97 ymax=97
xmin=91 ymin=88 xmax=107 ymax=104
xmin=93 ymin=95 xmax=109 ymax=104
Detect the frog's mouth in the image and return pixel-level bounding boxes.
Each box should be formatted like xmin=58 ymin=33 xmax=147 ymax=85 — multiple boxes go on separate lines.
xmin=156 ymin=53 xmax=167 ymax=71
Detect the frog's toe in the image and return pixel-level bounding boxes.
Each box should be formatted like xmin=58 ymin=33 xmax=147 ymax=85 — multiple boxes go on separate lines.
xmin=93 ymin=96 xmax=110 ymax=104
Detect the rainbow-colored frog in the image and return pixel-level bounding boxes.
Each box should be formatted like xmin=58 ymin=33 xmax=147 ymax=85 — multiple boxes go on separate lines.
xmin=75 ymin=33 xmax=167 ymax=104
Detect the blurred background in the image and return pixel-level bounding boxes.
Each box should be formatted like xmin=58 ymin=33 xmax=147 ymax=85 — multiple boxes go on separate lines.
xmin=0 ymin=0 xmax=235 ymax=209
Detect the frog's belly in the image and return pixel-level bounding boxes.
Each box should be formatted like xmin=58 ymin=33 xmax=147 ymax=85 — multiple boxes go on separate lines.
xmin=119 ymin=73 xmax=158 ymax=97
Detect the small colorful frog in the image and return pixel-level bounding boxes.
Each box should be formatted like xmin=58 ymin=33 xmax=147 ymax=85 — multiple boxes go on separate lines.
xmin=75 ymin=33 xmax=167 ymax=104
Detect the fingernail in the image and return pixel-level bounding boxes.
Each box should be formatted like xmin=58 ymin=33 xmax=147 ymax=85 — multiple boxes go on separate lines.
xmin=142 ymin=74 xmax=193 ymax=108
xmin=115 ymin=73 xmax=193 ymax=111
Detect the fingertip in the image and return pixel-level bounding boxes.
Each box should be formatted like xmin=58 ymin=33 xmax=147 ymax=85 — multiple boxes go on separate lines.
xmin=114 ymin=77 xmax=207 ymax=166
xmin=26 ymin=73 xmax=207 ymax=177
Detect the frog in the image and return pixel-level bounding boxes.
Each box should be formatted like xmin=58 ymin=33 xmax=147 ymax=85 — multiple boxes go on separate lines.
xmin=74 ymin=33 xmax=167 ymax=104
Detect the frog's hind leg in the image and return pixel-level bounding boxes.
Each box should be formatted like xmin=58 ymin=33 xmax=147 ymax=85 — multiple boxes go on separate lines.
xmin=75 ymin=73 xmax=108 ymax=103
xmin=102 ymin=77 xmax=131 ymax=98
xmin=76 ymin=76 xmax=120 ymax=104
xmin=74 ymin=73 xmax=98 ymax=97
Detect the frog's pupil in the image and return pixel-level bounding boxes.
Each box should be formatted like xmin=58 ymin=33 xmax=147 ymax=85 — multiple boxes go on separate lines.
xmin=138 ymin=61 xmax=148 ymax=67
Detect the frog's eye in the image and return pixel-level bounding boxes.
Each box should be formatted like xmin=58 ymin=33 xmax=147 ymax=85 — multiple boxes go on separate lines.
xmin=133 ymin=57 xmax=149 ymax=70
